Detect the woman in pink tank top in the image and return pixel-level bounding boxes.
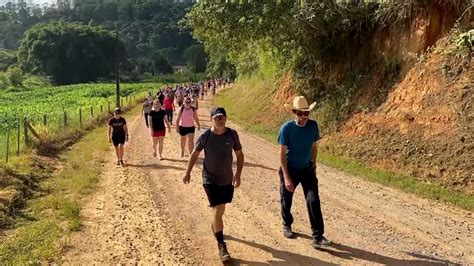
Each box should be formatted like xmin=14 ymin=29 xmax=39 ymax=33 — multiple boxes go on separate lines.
xmin=176 ymin=97 xmax=201 ymax=157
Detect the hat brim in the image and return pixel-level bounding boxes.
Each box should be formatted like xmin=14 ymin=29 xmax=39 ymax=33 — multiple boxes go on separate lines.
xmin=284 ymin=102 xmax=317 ymax=111
xmin=212 ymin=113 xmax=226 ymax=119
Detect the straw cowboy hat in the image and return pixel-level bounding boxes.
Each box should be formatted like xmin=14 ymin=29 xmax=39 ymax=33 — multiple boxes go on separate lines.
xmin=284 ymin=96 xmax=317 ymax=111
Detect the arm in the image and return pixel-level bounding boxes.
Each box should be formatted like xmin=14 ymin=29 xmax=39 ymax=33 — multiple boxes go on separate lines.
xmin=311 ymin=141 xmax=318 ymax=169
xmin=193 ymin=111 xmax=201 ymax=130
xmin=148 ymin=114 xmax=153 ymax=133
xmin=279 ymin=145 xmax=294 ymax=192
xmin=164 ymin=115 xmax=171 ymax=133
xmin=233 ymin=149 xmax=244 ymax=188
xmin=108 ymin=126 xmax=112 ymax=142
xmin=182 ymin=149 xmax=201 ymax=184
xmin=175 ymin=110 xmax=181 ymax=132
xmin=123 ymin=124 xmax=129 ymax=141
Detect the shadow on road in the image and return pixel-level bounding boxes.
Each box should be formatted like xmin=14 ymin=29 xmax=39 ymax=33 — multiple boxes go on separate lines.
xmin=125 ymin=163 xmax=185 ymax=171
xmin=273 ymin=232 xmax=458 ymax=265
xmin=226 ymin=236 xmax=336 ymax=266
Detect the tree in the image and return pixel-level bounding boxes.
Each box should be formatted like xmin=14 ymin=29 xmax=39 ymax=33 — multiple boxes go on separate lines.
xmin=183 ymin=44 xmax=207 ymax=73
xmin=152 ymin=51 xmax=173 ymax=74
xmin=17 ymin=21 xmax=125 ymax=84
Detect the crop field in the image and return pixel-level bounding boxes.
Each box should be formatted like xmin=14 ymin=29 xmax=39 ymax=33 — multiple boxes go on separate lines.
xmin=0 ymin=82 xmax=159 ymax=160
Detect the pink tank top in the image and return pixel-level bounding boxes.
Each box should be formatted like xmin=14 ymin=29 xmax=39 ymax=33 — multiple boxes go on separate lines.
xmin=179 ymin=107 xmax=194 ymax=127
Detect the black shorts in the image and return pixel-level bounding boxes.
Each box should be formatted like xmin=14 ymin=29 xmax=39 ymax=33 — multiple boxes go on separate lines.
xmin=203 ymin=184 xmax=234 ymax=207
xmin=112 ymin=133 xmax=125 ymax=147
xmin=179 ymin=126 xmax=195 ymax=136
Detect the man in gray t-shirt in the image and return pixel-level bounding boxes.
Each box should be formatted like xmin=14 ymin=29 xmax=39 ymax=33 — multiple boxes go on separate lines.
xmin=183 ymin=107 xmax=244 ymax=263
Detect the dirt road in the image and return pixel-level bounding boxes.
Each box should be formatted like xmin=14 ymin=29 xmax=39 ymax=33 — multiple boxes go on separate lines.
xmin=63 ymin=98 xmax=473 ymax=265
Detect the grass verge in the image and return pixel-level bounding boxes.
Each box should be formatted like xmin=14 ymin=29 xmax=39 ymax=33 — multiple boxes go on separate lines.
xmin=0 ymin=124 xmax=109 ymax=264
xmin=0 ymin=103 xmax=142 ymax=264
xmin=214 ymin=84 xmax=474 ymax=211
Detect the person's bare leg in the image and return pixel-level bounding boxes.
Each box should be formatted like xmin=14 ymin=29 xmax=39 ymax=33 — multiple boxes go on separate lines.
xmin=118 ymin=144 xmax=124 ymax=161
xmin=187 ymin=133 xmax=195 ymax=155
xmin=152 ymin=137 xmax=158 ymax=157
xmin=212 ymin=204 xmax=226 ymax=233
xmin=114 ymin=146 xmax=120 ymax=161
xmin=180 ymin=136 xmax=186 ymax=157
xmin=158 ymin=136 xmax=164 ymax=160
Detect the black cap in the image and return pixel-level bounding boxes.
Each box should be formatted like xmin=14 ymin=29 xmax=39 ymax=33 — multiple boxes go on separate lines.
xmin=210 ymin=107 xmax=226 ymax=118
xmin=114 ymin=107 xmax=122 ymax=114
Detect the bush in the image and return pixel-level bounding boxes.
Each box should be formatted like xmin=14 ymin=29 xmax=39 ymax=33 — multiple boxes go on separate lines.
xmin=6 ymin=66 xmax=23 ymax=87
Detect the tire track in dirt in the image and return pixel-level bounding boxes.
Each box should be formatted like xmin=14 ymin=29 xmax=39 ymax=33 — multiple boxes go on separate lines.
xmin=63 ymin=97 xmax=473 ymax=265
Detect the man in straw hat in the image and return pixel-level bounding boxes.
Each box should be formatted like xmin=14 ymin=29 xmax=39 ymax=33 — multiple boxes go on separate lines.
xmin=277 ymin=96 xmax=332 ymax=248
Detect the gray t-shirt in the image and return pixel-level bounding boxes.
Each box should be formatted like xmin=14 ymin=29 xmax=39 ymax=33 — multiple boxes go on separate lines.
xmin=195 ymin=128 xmax=242 ymax=185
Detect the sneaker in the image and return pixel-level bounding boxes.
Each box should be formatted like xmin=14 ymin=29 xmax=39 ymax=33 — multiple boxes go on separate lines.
xmin=120 ymin=160 xmax=125 ymax=166
xmin=218 ymin=242 xmax=231 ymax=263
xmin=283 ymin=226 xmax=294 ymax=238
xmin=313 ymin=236 xmax=332 ymax=249
xmin=116 ymin=160 xmax=121 ymax=166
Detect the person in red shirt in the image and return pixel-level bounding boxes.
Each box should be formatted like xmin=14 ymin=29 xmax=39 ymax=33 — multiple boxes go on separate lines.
xmin=163 ymin=94 xmax=175 ymax=125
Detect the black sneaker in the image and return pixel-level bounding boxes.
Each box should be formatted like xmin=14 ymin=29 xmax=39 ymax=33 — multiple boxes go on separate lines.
xmin=120 ymin=160 xmax=125 ymax=165
xmin=283 ymin=226 xmax=294 ymax=238
xmin=313 ymin=236 xmax=332 ymax=249
xmin=218 ymin=242 xmax=231 ymax=263
xmin=116 ymin=160 xmax=121 ymax=166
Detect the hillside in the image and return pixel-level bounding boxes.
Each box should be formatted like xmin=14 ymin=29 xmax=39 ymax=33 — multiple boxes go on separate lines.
xmin=201 ymin=1 xmax=473 ymax=194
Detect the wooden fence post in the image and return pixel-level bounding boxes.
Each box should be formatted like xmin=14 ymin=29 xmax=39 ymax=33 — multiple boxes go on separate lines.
xmin=90 ymin=106 xmax=93 ymax=119
xmin=17 ymin=116 xmax=20 ymax=156
xmin=100 ymin=105 xmax=103 ymax=113
xmin=43 ymin=114 xmax=47 ymax=126
xmin=63 ymin=111 xmax=68 ymax=127
xmin=79 ymin=108 xmax=82 ymax=128
xmin=24 ymin=117 xmax=28 ymax=145
xmin=6 ymin=117 xmax=10 ymax=163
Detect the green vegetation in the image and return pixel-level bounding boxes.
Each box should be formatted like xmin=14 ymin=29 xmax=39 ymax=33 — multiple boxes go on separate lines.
xmin=18 ymin=21 xmax=124 ymax=85
xmin=0 ymin=120 xmax=112 ymax=264
xmin=0 ymin=82 xmax=156 ymax=158
xmin=0 ymin=0 xmax=201 ymax=82
xmin=214 ymin=84 xmax=474 ymax=211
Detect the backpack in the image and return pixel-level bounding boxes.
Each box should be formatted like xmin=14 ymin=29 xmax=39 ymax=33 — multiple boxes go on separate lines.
xmin=201 ymin=127 xmax=236 ymax=149
xmin=179 ymin=106 xmax=195 ymax=115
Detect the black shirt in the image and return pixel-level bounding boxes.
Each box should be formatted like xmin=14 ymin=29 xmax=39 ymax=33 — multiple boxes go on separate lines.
xmin=149 ymin=109 xmax=166 ymax=131
xmin=108 ymin=117 xmax=126 ymax=134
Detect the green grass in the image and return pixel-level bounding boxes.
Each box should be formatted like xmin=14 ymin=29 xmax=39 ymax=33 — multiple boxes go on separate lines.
xmin=0 ymin=104 xmax=143 ymax=263
xmin=214 ymin=84 xmax=474 ymax=211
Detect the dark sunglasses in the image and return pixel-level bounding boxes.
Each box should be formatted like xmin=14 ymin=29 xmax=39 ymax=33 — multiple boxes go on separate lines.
xmin=294 ymin=111 xmax=310 ymax=116
xmin=185 ymin=101 xmax=191 ymax=104
xmin=213 ymin=116 xmax=226 ymax=121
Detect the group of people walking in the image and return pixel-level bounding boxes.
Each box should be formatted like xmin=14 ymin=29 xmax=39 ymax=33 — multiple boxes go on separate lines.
xmin=107 ymin=82 xmax=331 ymax=263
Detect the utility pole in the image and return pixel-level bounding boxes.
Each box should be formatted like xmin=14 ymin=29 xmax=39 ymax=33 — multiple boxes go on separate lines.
xmin=194 ymin=54 xmax=197 ymax=82
xmin=115 ymin=22 xmax=121 ymax=108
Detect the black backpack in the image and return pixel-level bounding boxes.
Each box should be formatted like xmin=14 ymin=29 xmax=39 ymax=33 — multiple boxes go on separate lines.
xmin=201 ymin=127 xmax=236 ymax=149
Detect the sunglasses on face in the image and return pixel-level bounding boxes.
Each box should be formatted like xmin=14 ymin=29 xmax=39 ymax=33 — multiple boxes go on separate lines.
xmin=295 ymin=111 xmax=310 ymax=117
xmin=185 ymin=101 xmax=191 ymax=104
xmin=214 ymin=116 xmax=226 ymax=121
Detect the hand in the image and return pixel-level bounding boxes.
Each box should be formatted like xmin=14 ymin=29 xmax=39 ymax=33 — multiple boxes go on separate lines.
xmin=125 ymin=135 xmax=129 ymax=142
xmin=108 ymin=138 xmax=111 ymax=143
xmin=176 ymin=127 xmax=180 ymax=133
xmin=232 ymin=174 xmax=241 ymax=188
xmin=284 ymin=177 xmax=294 ymax=193
xmin=197 ymin=126 xmax=201 ymax=131
xmin=183 ymin=173 xmax=191 ymax=184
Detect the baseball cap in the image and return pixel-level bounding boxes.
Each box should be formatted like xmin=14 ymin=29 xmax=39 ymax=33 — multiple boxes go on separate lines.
xmin=114 ymin=107 xmax=122 ymax=114
xmin=210 ymin=107 xmax=227 ymax=118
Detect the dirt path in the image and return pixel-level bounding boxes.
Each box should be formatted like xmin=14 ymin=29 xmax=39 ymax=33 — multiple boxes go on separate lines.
xmin=63 ymin=97 xmax=473 ymax=265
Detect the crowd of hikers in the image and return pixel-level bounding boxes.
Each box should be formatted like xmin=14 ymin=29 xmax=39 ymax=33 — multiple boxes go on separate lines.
xmin=107 ymin=78 xmax=332 ymax=263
